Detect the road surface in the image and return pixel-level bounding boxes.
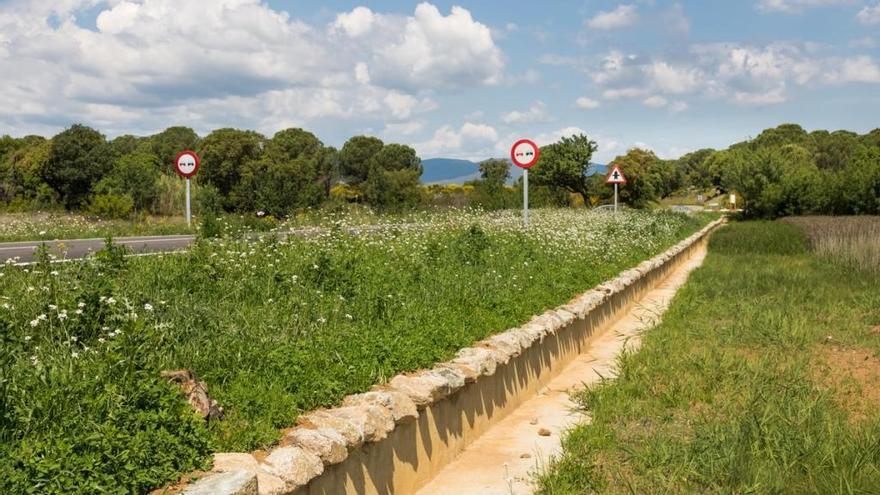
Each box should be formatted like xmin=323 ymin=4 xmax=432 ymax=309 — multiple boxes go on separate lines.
xmin=0 ymin=235 xmax=196 ymax=263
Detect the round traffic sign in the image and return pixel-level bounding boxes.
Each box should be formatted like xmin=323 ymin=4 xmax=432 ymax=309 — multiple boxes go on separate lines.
xmin=510 ymin=139 xmax=540 ymax=169
xmin=174 ymin=150 xmax=200 ymax=178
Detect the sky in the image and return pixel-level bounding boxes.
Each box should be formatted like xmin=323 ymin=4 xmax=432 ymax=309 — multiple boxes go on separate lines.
xmin=1 ymin=0 xmax=880 ymax=163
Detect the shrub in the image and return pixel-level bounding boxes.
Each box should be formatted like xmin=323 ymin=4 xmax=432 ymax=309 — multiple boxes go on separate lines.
xmin=86 ymin=193 xmax=134 ymax=219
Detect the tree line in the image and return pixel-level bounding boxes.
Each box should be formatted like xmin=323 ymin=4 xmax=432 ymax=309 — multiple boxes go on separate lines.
xmin=2 ymin=122 xmax=877 ymax=219
xmin=0 ymin=125 xmax=423 ymax=218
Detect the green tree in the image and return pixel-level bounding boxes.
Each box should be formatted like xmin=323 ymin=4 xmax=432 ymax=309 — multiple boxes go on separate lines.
xmin=198 ymin=129 xmax=264 ymax=204
xmin=363 ymin=168 xmax=422 ymax=210
xmin=530 ymin=134 xmax=598 ymax=202
xmin=41 ymin=124 xmax=112 ymax=209
xmin=608 ymin=148 xmax=660 ymax=208
xmin=95 ymin=153 xmax=161 ymax=211
xmin=109 ymin=135 xmax=146 ymax=158
xmin=0 ymin=137 xmax=53 ymax=206
xmin=339 ymin=136 xmax=384 ymax=184
xmin=478 ymin=158 xmax=511 ymax=186
xmin=148 ymin=127 xmax=200 ymax=174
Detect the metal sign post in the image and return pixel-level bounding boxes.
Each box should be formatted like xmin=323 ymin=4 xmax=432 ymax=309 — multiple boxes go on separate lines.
xmin=174 ymin=150 xmax=200 ymax=227
xmin=614 ymin=183 xmax=619 ymax=213
xmin=523 ymin=168 xmax=529 ymax=227
xmin=510 ymin=139 xmax=540 ymax=228
xmin=185 ymin=178 xmax=191 ymax=226
xmin=605 ymin=165 xmax=627 ymax=213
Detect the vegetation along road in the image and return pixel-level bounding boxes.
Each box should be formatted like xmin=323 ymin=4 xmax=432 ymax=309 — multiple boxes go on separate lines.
xmin=536 ymin=219 xmax=880 ymax=494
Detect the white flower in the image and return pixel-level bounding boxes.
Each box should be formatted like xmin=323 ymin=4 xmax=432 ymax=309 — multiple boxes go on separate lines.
xmin=24 ymin=335 xmax=31 ymax=342
xmin=143 ymin=303 xmax=153 ymax=311
xmin=38 ymin=230 xmax=46 ymax=235
xmin=48 ymin=304 xmax=57 ymax=310
xmin=71 ymin=352 xmax=79 ymax=358
xmin=50 ymin=271 xmax=59 ymax=276
xmin=75 ymin=309 xmax=83 ymax=315
xmin=98 ymin=338 xmax=106 ymax=343
xmin=30 ymin=355 xmax=39 ymax=365
xmin=77 ymin=302 xmax=85 ymax=308
xmin=29 ymin=319 xmax=39 ymax=327
xmin=37 ymin=314 xmax=47 ymax=321
xmin=317 ymin=317 xmax=327 ymax=324
xmin=106 ymin=297 xmax=116 ymax=305
xmin=345 ymin=314 xmax=353 ymax=320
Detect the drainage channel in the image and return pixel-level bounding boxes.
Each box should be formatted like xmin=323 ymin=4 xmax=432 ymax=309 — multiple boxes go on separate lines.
xmin=413 ymin=242 xmax=710 ymax=495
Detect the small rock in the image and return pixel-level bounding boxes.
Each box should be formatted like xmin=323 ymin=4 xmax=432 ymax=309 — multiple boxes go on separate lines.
xmin=286 ymin=428 xmax=348 ymax=465
xmin=261 ymin=446 xmax=323 ymax=491
xmin=297 ymin=410 xmax=364 ymax=450
xmin=161 ymin=369 xmax=224 ymax=420
xmin=327 ymin=405 xmax=395 ymax=443
xmin=388 ymin=373 xmax=450 ymax=407
xmin=437 ymin=362 xmax=480 ymax=383
xmin=453 ymin=347 xmax=497 ymax=376
xmin=212 ymin=453 xmax=259 ymax=473
xmin=538 ymin=428 xmax=552 ymax=437
xmin=343 ymin=389 xmax=419 ymax=423
xmin=183 ymin=470 xmax=257 ymax=495
xmin=424 ymin=366 xmax=466 ymax=393
xmin=520 ymin=453 xmax=532 ymax=459
xmin=529 ymin=418 xmax=538 ymax=425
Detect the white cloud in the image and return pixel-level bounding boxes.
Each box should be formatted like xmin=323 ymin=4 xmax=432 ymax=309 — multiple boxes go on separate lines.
xmin=857 ymin=3 xmax=880 ymax=25
xmin=589 ymin=42 xmax=880 ymax=108
xmin=382 ymin=121 xmax=425 ymax=136
xmin=646 ymin=61 xmax=702 ymax=94
xmin=575 ymin=97 xmax=600 ymax=109
xmin=643 ymin=95 xmax=668 ymax=108
xmin=352 ymin=3 xmax=505 ymax=90
xmin=824 ymin=56 xmax=880 ymax=83
xmin=669 ymin=101 xmax=689 ymax=113
xmin=586 ymin=4 xmax=638 ymax=30
xmin=0 ymin=1 xmax=498 ymax=137
xmin=501 ymin=101 xmax=550 ymax=124
xmin=416 ymin=122 xmax=499 ymax=159
xmin=534 ymin=126 xmax=589 ymax=147
xmin=756 ymin=0 xmax=856 ymax=13
xmin=850 ymin=36 xmax=877 ymax=49
xmin=333 ymin=6 xmax=376 ymax=37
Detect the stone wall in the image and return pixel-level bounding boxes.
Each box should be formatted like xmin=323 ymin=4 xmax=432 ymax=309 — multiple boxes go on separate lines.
xmin=183 ymin=218 xmax=725 ymax=495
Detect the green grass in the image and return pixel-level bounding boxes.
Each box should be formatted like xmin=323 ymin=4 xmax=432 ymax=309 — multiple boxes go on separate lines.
xmin=0 ymin=209 xmax=707 ymax=494
xmin=536 ymin=221 xmax=880 ymax=494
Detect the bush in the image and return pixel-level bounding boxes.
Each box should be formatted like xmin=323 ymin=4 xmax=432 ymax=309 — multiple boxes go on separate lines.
xmin=86 ymin=193 xmax=134 ymax=219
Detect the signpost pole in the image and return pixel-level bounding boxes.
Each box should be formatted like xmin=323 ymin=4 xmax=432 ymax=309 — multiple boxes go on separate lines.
xmin=523 ymin=168 xmax=529 ymax=228
xmin=614 ymin=183 xmax=618 ymax=213
xmin=185 ymin=178 xmax=191 ymax=226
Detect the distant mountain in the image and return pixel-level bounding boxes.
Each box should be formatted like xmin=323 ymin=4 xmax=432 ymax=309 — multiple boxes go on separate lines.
xmin=421 ymin=158 xmax=480 ymax=184
xmin=421 ymin=158 xmax=608 ymax=184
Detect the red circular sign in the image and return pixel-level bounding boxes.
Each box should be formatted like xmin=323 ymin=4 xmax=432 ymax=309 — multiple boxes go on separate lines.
xmin=174 ymin=150 xmax=200 ymax=178
xmin=510 ymin=139 xmax=540 ymax=169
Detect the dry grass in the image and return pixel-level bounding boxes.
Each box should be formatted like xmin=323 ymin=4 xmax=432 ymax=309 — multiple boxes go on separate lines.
xmin=782 ymin=216 xmax=880 ymax=273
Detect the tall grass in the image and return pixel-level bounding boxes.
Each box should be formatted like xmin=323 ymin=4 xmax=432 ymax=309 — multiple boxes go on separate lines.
xmin=0 ymin=209 xmax=706 ymax=494
xmin=783 ymin=216 xmax=880 ymax=273
xmin=536 ymin=221 xmax=880 ymax=494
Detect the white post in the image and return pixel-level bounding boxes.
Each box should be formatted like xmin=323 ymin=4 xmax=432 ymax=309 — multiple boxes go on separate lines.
xmin=523 ymin=168 xmax=529 ymax=228
xmin=614 ymin=183 xmax=618 ymax=213
xmin=185 ymin=178 xmax=191 ymax=227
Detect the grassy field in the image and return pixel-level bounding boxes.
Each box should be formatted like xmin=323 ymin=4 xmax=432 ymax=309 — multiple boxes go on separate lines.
xmin=0 ymin=209 xmax=708 ymax=494
xmin=536 ymin=220 xmax=880 ymax=494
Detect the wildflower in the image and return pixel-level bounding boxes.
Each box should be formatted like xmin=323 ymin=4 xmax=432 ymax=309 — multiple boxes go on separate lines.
xmin=30 ymin=355 xmax=39 ymax=366
xmin=71 ymin=351 xmax=79 ymax=358
xmin=345 ymin=314 xmax=353 ymax=320
xmin=106 ymin=297 xmax=116 ymax=305
xmin=38 ymin=230 xmax=46 ymax=235
xmin=77 ymin=302 xmax=85 ymax=308
xmin=50 ymin=270 xmax=59 ymax=276
xmin=37 ymin=314 xmax=47 ymax=321
xmin=98 ymin=337 xmax=106 ymax=343
xmin=24 ymin=336 xmax=31 ymax=342
xmin=29 ymin=319 xmax=39 ymax=327
xmin=317 ymin=317 xmax=327 ymax=324
xmin=75 ymin=309 xmax=83 ymax=315
xmin=144 ymin=303 xmax=153 ymax=311
xmin=49 ymin=304 xmax=57 ymax=310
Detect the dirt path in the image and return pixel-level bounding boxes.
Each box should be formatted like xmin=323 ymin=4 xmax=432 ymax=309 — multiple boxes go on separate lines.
xmin=414 ymin=242 xmax=710 ymax=495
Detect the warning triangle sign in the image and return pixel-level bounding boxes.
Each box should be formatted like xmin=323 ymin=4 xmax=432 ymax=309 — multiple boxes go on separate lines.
xmin=605 ymin=165 xmax=627 ymax=184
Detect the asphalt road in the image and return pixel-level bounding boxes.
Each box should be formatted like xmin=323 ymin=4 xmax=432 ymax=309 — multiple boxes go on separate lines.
xmin=0 ymin=235 xmax=196 ymax=264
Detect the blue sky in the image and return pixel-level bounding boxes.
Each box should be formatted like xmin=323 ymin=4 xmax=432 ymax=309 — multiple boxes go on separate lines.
xmin=1 ymin=0 xmax=879 ymax=162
